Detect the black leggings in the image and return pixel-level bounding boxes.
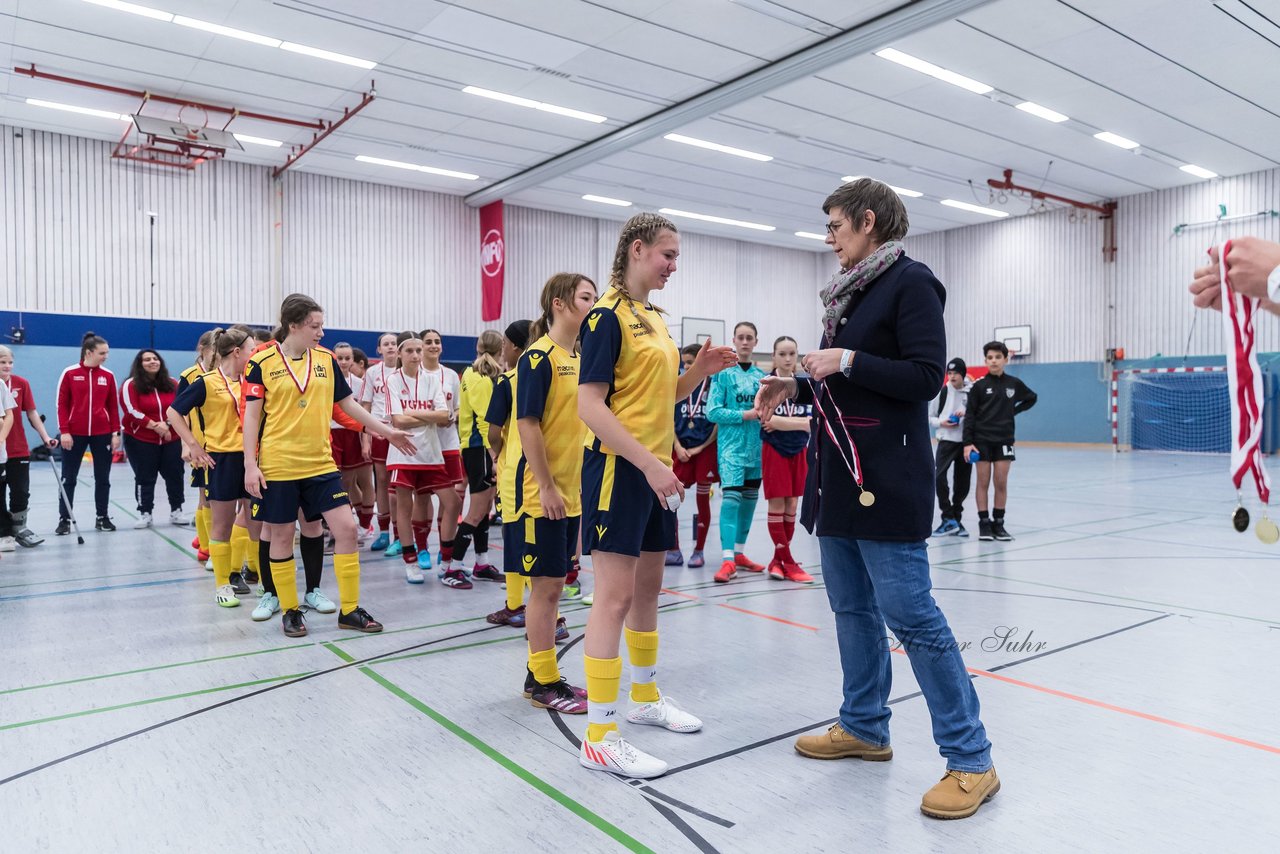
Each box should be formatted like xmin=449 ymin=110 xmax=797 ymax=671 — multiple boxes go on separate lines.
xmin=0 ymin=457 xmax=31 ymax=536
xmin=60 ymin=434 xmax=113 ymax=520
xmin=123 ymin=435 xmax=186 ymax=514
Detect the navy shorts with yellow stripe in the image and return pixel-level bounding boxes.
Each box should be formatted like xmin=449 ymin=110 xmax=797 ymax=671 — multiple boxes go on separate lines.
xmin=190 ymin=466 xmax=206 ymax=489
xmin=518 ymin=514 xmax=580 ymax=578
xmin=581 ymin=449 xmax=675 ymax=557
xmin=203 ymin=451 xmax=247 ymax=502
xmin=503 ymin=516 xmax=520 ymax=575
xmin=250 ymin=471 xmax=348 ymax=525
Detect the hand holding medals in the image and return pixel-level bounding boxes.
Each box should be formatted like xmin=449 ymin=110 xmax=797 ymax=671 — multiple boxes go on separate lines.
xmin=1219 ymin=240 xmax=1278 ymax=544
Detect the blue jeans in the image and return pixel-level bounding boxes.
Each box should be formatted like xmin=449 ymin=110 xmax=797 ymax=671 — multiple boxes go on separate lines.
xmin=819 ymin=535 xmax=992 ymax=772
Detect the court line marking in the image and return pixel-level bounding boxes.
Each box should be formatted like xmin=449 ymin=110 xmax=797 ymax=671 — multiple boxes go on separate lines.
xmin=0 ymin=576 xmax=206 ymax=602
xmin=661 ymin=588 xmax=818 ymax=632
xmin=322 ymin=643 xmax=657 ymax=854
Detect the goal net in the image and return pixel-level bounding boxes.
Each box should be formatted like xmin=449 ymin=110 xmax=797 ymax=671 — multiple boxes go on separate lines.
xmin=1111 ymin=367 xmax=1232 ymax=452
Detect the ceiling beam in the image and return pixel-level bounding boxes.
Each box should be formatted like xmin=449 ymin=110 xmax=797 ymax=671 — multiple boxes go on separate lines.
xmin=464 ymin=0 xmax=997 ymax=208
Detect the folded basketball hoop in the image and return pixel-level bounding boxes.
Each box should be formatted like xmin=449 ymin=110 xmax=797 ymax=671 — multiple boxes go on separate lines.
xmin=114 ymin=107 xmax=243 ymax=170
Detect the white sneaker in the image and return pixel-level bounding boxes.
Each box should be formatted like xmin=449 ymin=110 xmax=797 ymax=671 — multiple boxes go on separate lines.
xmin=204 ymin=557 xmax=214 ymax=572
xmin=303 ymin=588 xmax=336 ymax=613
xmin=579 ymin=731 xmax=668 ymax=779
xmin=581 ymin=592 xmax=594 ymax=605
xmin=215 ymin=585 xmax=240 ymax=608
xmin=133 ymin=513 xmax=153 ymax=529
xmin=169 ymin=510 xmax=192 ymax=526
xmin=405 ymin=563 xmax=425 ymax=584
xmin=251 ymin=592 xmax=280 ymax=621
xmin=626 ymin=696 xmax=703 ymax=733
xmin=0 ymin=536 xmax=15 ymax=552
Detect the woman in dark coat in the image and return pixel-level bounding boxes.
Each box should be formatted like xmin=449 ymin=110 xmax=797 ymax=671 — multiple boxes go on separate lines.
xmin=756 ymin=178 xmax=998 ymax=820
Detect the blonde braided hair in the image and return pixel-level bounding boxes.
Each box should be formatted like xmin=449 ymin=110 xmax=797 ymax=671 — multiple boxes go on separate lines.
xmin=608 ymin=212 xmax=677 ymax=333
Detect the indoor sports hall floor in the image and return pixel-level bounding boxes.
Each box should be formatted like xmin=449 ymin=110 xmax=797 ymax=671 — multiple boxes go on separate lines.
xmin=1 ymin=447 xmax=1276 ymax=852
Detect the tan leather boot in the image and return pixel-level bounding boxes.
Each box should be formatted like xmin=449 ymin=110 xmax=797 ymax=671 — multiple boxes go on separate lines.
xmin=920 ymin=766 xmax=1000 ymax=819
xmin=794 ymin=723 xmax=893 ymax=761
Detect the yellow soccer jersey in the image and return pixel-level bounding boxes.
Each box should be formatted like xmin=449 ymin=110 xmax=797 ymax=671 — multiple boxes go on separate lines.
xmin=487 ymin=369 xmax=521 ymax=514
xmin=578 ymin=287 xmax=680 ymax=466
xmin=177 ymin=363 xmax=206 ymax=444
xmin=515 ymin=336 xmax=584 ymax=518
xmin=244 ymin=344 xmax=352 ymax=480
xmin=458 ymin=366 xmax=496 ymax=450
xmin=170 ymin=369 xmax=242 ymax=453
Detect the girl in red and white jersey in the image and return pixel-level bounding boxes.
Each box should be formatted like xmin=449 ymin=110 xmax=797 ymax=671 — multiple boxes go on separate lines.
xmin=331 ymin=342 xmax=375 ymax=544
xmin=56 ymin=331 xmax=121 ymax=533
xmin=120 ymin=348 xmax=187 ymax=529
xmin=0 ymin=345 xmax=58 ymax=548
xmin=421 ymin=329 xmax=463 ymax=574
xmin=384 ymin=332 xmax=467 ymax=589
xmin=359 ymin=332 xmax=400 ymax=553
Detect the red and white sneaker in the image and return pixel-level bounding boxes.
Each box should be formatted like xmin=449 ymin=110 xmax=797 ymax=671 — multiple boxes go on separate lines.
xmin=734 ymin=553 xmax=765 ymax=573
xmin=768 ymin=559 xmax=786 ymax=580
xmin=579 ymin=731 xmax=668 ymax=779
xmin=714 ymin=560 xmax=737 ymax=583
xmin=782 ymin=562 xmax=815 ymax=584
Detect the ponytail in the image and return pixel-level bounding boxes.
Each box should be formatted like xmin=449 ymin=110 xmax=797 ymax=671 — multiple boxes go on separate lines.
xmin=472 ymin=330 xmax=503 ymax=380
xmin=531 ymin=273 xmax=594 ymax=342
xmin=80 ymin=331 xmax=107 ymax=360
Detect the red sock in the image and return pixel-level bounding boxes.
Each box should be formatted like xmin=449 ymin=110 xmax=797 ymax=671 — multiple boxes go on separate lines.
xmin=782 ymin=513 xmax=797 ymax=564
xmin=695 ymin=485 xmax=712 ymax=550
xmin=767 ymin=513 xmax=787 ymax=561
xmin=440 ymin=543 xmax=454 ymax=564
xmin=412 ymin=521 xmax=429 ymax=552
xmin=358 ymin=507 xmax=373 ymax=529
xmin=378 ymin=513 xmax=391 ymax=532
xmin=401 ymin=544 xmax=418 ymax=564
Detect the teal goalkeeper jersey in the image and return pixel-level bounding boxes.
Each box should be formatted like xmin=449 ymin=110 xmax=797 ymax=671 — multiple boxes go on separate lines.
xmin=706 ymin=363 xmax=765 ymax=471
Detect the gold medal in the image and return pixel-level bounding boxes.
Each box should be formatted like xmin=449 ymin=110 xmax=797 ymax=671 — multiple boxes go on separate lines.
xmin=687 ymin=419 xmax=695 ymax=430
xmin=297 ymin=398 xmax=308 ymax=409
xmin=1232 ymin=504 xmax=1250 ymax=533
xmin=859 ymin=490 xmax=875 ymax=507
xmin=1257 ymin=516 xmax=1279 ymax=544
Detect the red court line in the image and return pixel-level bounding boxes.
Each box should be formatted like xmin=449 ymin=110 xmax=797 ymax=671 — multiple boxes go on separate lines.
xmin=661 ymin=588 xmax=819 ymax=632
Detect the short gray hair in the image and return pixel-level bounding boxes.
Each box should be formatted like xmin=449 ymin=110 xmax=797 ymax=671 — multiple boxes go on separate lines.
xmin=823 ymin=178 xmax=910 ymax=243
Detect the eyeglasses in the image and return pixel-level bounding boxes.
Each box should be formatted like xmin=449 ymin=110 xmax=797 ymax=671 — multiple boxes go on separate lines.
xmin=825 ymin=219 xmax=845 ymax=236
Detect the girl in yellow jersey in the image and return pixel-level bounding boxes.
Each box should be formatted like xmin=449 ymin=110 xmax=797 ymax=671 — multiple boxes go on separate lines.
xmin=577 ymin=213 xmax=735 ymax=778
xmin=242 ymin=294 xmax=415 ymax=639
xmin=179 ymin=329 xmax=217 ymax=565
xmin=483 ymin=320 xmax=531 ymax=627
xmin=168 ymin=327 xmax=253 ymax=607
xmin=517 ymin=274 xmax=597 ymax=713
xmin=453 ymin=329 xmax=503 ymax=581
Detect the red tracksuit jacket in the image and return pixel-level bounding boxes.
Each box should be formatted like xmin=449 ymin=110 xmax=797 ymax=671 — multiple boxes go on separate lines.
xmin=120 ymin=377 xmax=179 ymax=445
xmin=57 ymin=363 xmax=121 ymax=437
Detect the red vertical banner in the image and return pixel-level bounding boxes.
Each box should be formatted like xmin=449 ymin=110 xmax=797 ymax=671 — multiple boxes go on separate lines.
xmin=480 ymin=201 xmax=505 ymax=322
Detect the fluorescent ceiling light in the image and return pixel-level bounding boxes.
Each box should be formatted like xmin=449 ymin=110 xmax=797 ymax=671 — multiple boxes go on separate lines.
xmin=1015 ymin=101 xmax=1069 ymax=123
xmin=1179 ymin=164 xmax=1218 ymax=179
xmin=940 ymin=199 xmax=1009 ymax=218
xmin=663 ymin=133 xmax=772 ymax=162
xmin=82 ymin=0 xmax=173 ymax=22
xmin=795 ymin=231 xmax=827 ymax=240
xmin=26 ymin=98 xmax=128 ymax=121
xmin=462 ymin=86 xmax=605 ymax=123
xmin=839 ymin=176 xmax=921 ymax=197
xmin=234 ymin=133 xmax=283 ymax=148
xmin=582 ymin=194 xmax=632 ymax=207
xmin=874 ymin=48 xmax=992 ymax=95
xmin=173 ymin=16 xmax=281 ymax=47
xmin=355 ymin=155 xmax=478 ymax=181
xmin=659 ymin=208 xmax=775 ymax=231
xmin=1094 ymin=131 xmax=1139 ymax=150
xmin=281 ymin=42 xmax=377 ymax=70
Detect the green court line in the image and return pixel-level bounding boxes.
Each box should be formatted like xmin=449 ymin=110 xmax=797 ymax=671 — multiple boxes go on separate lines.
xmin=0 ymin=672 xmax=312 ymax=731
xmin=73 ymin=476 xmax=197 ymax=559
xmin=0 ymin=563 xmax=203 ymax=591
xmin=323 ymin=643 xmax=655 ymax=854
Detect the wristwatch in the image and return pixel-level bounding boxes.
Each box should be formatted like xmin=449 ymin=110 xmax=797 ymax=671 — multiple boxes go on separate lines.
xmin=1269 ymin=264 xmax=1280 ymax=302
xmin=840 ymin=349 xmax=855 ymax=377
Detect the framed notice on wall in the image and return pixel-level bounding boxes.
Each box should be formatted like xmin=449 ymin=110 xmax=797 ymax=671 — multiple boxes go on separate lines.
xmin=680 ymin=316 xmax=726 ymax=349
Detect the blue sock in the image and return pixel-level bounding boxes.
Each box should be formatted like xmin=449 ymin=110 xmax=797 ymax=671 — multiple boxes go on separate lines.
xmin=736 ymin=487 xmax=760 ymax=551
xmin=720 ymin=490 xmax=741 ymax=557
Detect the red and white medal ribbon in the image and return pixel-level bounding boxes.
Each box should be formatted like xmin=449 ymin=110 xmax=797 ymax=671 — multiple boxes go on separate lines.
xmin=813 ymin=381 xmax=872 ymax=503
xmin=1220 ymin=239 xmax=1270 ymax=504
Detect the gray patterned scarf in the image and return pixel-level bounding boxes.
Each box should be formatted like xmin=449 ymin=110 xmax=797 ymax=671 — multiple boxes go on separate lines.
xmin=819 ymin=241 xmax=904 ymax=345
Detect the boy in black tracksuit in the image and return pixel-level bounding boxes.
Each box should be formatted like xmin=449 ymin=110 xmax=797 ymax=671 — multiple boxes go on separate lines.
xmin=963 ymin=341 xmax=1037 ymax=541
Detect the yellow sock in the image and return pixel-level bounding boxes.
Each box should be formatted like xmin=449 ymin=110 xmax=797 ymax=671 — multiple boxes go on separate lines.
xmin=528 ymin=646 xmax=560 ymax=685
xmin=625 ymin=627 xmax=660 ymax=703
xmin=246 ymin=535 xmax=260 ymax=574
xmin=229 ymin=525 xmax=249 ymax=575
xmin=505 ymin=572 xmax=524 ymax=611
xmin=195 ymin=507 xmax=211 ymax=551
xmin=333 ymin=552 xmax=361 ymax=615
xmin=270 ymin=557 xmax=299 ymax=611
xmin=584 ymin=655 xmax=622 ymax=742
xmin=210 ymin=540 xmax=232 ymax=587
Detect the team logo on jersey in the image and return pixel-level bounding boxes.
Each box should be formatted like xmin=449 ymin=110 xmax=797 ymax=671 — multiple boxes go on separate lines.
xmin=314 ymin=364 xmax=328 ymax=378
xmin=251 ymin=503 xmax=259 ymax=518
xmin=985 ymin=388 xmax=993 ymax=395
xmin=587 ymin=312 xmax=602 ymax=332
xmin=1005 ymin=388 xmax=1015 ymax=398
xmin=523 ymin=554 xmax=537 ymax=571
xmin=595 ymin=524 xmax=607 ymax=540
xmin=529 ymin=352 xmax=544 ymax=369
